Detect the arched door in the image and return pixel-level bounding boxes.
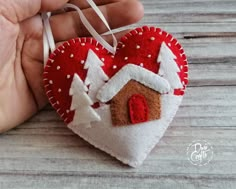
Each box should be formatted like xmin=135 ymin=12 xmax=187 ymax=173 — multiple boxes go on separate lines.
xmin=128 ymin=94 xmax=149 ymax=124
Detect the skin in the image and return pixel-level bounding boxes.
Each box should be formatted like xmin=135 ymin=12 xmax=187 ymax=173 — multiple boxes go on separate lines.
xmin=0 ymin=0 xmax=144 ymax=132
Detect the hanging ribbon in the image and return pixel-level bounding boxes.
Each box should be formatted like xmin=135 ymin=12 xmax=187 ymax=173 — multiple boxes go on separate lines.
xmin=42 ymin=0 xmax=117 ymax=66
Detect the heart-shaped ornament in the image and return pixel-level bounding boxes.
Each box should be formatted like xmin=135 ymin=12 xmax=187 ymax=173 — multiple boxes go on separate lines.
xmin=43 ymin=26 xmax=188 ymax=167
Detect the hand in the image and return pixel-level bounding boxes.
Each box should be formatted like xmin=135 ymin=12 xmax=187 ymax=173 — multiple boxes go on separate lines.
xmin=0 ymin=0 xmax=144 ymax=132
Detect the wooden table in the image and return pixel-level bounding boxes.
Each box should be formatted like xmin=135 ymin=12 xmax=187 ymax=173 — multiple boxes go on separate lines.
xmin=1 ymin=0 xmax=236 ymax=188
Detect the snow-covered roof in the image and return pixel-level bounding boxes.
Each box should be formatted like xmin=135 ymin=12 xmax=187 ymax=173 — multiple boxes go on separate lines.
xmin=97 ymin=64 xmax=170 ymax=103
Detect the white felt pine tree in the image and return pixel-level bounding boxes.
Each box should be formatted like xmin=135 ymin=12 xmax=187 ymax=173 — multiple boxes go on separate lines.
xmin=84 ymin=49 xmax=109 ymax=103
xmin=69 ymin=74 xmax=101 ymax=127
xmin=157 ymin=42 xmax=183 ymax=91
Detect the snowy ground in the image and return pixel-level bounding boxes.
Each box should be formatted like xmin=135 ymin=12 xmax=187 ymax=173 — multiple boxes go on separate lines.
xmin=68 ymin=94 xmax=183 ymax=167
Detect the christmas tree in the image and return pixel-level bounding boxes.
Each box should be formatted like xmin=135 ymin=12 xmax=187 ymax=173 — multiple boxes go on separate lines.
xmin=84 ymin=49 xmax=109 ymax=103
xmin=157 ymin=42 xmax=183 ymax=91
xmin=69 ymin=74 xmax=101 ymax=127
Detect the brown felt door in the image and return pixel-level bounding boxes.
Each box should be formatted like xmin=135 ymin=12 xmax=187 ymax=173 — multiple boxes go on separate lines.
xmin=128 ymin=94 xmax=149 ymax=124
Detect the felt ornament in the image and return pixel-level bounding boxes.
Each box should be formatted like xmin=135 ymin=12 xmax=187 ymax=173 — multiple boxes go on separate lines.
xmin=42 ymin=2 xmax=188 ymax=167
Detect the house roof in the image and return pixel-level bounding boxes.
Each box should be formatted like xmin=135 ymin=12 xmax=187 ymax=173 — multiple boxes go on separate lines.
xmin=97 ymin=64 xmax=170 ymax=103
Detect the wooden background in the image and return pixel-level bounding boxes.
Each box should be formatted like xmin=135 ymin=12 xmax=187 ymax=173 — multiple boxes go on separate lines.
xmin=1 ymin=0 xmax=236 ymax=188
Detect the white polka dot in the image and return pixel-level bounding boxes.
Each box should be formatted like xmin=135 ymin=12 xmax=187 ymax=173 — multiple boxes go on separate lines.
xmin=101 ymin=58 xmax=105 ymax=62
xmin=56 ymin=101 xmax=60 ymax=105
xmin=113 ymin=65 xmax=117 ymax=69
xmin=58 ymin=88 xmax=62 ymax=93
xmin=140 ymin=63 xmax=144 ymax=67
xmin=81 ymin=60 xmax=85 ymax=64
xmin=122 ymin=44 xmax=125 ymax=48
xmin=136 ymin=45 xmax=141 ymax=49
xmin=66 ymin=110 xmax=70 ymax=114
xmin=70 ymin=54 xmax=74 ymax=58
xmin=124 ymin=57 xmax=128 ymax=61
xmin=111 ymin=55 xmax=115 ymax=59
xmin=147 ymin=54 xmax=152 ymax=58
xmin=61 ymin=50 xmax=65 ymax=53
xmin=57 ymin=66 xmax=61 ymax=70
xmin=67 ymin=75 xmax=71 ymax=79
xmin=81 ymin=43 xmax=85 ymax=46
xmin=159 ymin=31 xmax=162 ymax=35
xmin=150 ymin=37 xmax=155 ymax=41
xmin=49 ymin=80 xmax=53 ymax=84
xmin=96 ymin=48 xmax=99 ymax=51
xmin=139 ymin=32 xmax=143 ymax=35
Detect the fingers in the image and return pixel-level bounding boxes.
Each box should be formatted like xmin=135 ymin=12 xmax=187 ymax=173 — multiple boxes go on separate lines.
xmin=68 ymin=0 xmax=122 ymax=9
xmin=22 ymin=57 xmax=48 ymax=110
xmin=50 ymin=0 xmax=144 ymax=42
xmin=41 ymin=0 xmax=69 ymax=12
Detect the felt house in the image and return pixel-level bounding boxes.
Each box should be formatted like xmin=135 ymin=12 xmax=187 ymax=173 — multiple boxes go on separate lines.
xmin=97 ymin=64 xmax=170 ymax=126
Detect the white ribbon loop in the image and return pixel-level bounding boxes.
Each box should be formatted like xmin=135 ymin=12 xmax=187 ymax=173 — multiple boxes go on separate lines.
xmin=86 ymin=0 xmax=117 ymax=49
xmin=64 ymin=3 xmax=117 ymax=54
xmin=42 ymin=12 xmax=56 ymax=52
xmin=42 ymin=0 xmax=117 ymax=66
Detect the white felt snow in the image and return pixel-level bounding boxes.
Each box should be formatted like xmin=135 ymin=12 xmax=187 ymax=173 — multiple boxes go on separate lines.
xmin=68 ymin=93 xmax=182 ymax=167
xmin=84 ymin=49 xmax=109 ymax=103
xmin=69 ymin=73 xmax=101 ymax=127
xmin=97 ymin=64 xmax=171 ymax=103
xmin=158 ymin=42 xmax=183 ymax=90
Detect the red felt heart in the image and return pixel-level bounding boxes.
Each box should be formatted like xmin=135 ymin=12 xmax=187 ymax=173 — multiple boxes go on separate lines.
xmin=43 ymin=26 xmax=188 ymax=125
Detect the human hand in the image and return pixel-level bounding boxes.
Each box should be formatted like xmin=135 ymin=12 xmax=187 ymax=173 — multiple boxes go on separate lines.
xmin=0 ymin=0 xmax=144 ymax=132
